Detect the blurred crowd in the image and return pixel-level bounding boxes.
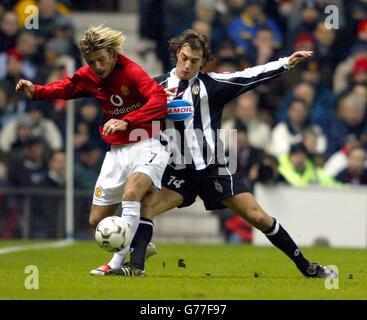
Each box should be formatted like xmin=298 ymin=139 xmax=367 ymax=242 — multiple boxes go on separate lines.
xmin=1 ymin=0 xmax=367 ymax=240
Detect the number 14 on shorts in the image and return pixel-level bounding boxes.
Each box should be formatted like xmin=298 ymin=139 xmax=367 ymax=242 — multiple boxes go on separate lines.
xmin=167 ymin=176 xmax=185 ymax=189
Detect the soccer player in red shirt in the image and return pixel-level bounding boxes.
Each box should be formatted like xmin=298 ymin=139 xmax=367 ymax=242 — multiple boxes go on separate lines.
xmin=16 ymin=25 xmax=170 ymax=273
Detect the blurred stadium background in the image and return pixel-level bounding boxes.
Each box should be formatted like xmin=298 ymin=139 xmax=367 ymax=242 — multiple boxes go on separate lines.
xmin=0 ymin=0 xmax=367 ymax=249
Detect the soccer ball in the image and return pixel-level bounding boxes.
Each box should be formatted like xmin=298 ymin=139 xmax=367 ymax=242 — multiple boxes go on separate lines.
xmin=95 ymin=216 xmax=133 ymax=252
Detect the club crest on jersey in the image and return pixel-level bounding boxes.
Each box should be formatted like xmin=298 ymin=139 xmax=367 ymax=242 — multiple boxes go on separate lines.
xmin=191 ymin=83 xmax=200 ymax=95
xmin=94 ymin=186 xmax=104 ymax=198
xmin=167 ymin=99 xmax=194 ymax=121
xmin=121 ymin=86 xmax=130 ymax=96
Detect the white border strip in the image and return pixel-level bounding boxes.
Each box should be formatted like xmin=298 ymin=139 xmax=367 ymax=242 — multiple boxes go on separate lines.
xmin=0 ymin=239 xmax=75 ymax=255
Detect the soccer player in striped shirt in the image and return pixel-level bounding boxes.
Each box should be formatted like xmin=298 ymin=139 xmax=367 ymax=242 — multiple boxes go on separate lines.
xmin=93 ymin=29 xmax=329 ymax=278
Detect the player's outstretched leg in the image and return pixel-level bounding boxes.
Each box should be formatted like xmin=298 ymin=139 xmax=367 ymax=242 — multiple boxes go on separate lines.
xmin=105 ymin=188 xmax=183 ymax=276
xmin=221 ymin=193 xmax=329 ymax=278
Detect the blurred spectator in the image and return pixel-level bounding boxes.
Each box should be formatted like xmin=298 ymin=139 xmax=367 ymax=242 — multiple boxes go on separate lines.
xmin=333 ymin=43 xmax=367 ymax=95
xmin=335 ymin=146 xmax=367 ymax=185
xmin=286 ymin=0 xmax=322 ymax=52
xmin=0 ymin=31 xmax=39 ymax=84
xmin=0 ymin=102 xmax=63 ymax=154
xmin=28 ymin=0 xmax=63 ymax=41
xmin=0 ymin=80 xmax=19 ymax=130
xmin=223 ymin=92 xmax=271 ymax=150
xmin=324 ymin=135 xmax=361 ymax=177
xmin=302 ymin=127 xmax=325 ymax=167
xmin=351 ymin=57 xmax=367 ymax=86
xmin=74 ymin=142 xmax=103 ymax=190
xmin=220 ymin=0 xmax=246 ymax=26
xmin=227 ymin=0 xmax=282 ymax=54
xmin=194 ymin=0 xmax=226 ymax=53
xmin=342 ymin=0 xmax=367 ymax=51
xmin=34 ymin=37 xmax=77 ymax=120
xmin=326 ymin=94 xmax=367 ymax=157
xmin=215 ymin=36 xmax=237 ymax=60
xmin=245 ymin=26 xmax=280 ymax=66
xmin=192 ymin=19 xmax=212 ymax=44
xmin=235 ymin=121 xmax=279 ymax=190
xmin=161 ymin=0 xmax=196 ymax=71
xmin=269 ymin=97 xmax=327 ymax=158
xmin=8 ymin=135 xmax=48 ymax=188
xmin=74 ymin=98 xmax=106 ymax=151
xmin=278 ymin=142 xmax=337 ymax=186
xmin=280 ymin=58 xmax=338 ymax=120
xmin=0 ymin=113 xmax=34 ymax=161
xmin=222 ymin=211 xmax=253 ymax=243
xmin=74 ymin=142 xmax=103 ymax=237
xmin=292 ymin=32 xmax=316 ymax=52
xmin=32 ymin=151 xmax=66 ymax=238
xmin=44 ymin=149 xmax=66 ymax=187
xmin=0 ymin=10 xmax=20 ymax=53
xmin=14 ymin=0 xmax=70 ymax=26
xmin=214 ymin=56 xmax=239 ymax=73
xmin=232 ymin=121 xmax=264 ymax=191
xmin=51 ymin=15 xmax=81 ymax=68
xmin=353 ymin=19 xmax=367 ymax=47
xmin=26 ymin=102 xmax=63 ymax=150
xmin=313 ymin=21 xmax=340 ymax=87
xmin=277 ymin=81 xmax=336 ymax=135
xmin=30 ymin=149 xmax=66 ymax=238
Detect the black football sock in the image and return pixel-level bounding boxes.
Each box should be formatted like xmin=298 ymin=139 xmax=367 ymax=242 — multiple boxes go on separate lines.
xmin=130 ymin=218 xmax=154 ymax=270
xmin=264 ymin=218 xmax=310 ymax=273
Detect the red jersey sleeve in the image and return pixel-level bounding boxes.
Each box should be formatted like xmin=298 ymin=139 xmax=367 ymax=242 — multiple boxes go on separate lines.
xmin=122 ymin=64 xmax=167 ymax=128
xmin=33 ymin=68 xmax=88 ymax=100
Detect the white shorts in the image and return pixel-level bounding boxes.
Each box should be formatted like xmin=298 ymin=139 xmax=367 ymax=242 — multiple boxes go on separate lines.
xmin=92 ymin=138 xmax=170 ymax=206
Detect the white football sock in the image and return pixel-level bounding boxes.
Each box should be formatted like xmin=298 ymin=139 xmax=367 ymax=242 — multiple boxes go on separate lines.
xmin=107 ymin=201 xmax=141 ymax=269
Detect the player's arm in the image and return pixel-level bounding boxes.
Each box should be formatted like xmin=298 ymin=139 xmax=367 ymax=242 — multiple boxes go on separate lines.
xmin=122 ymin=65 xmax=167 ymax=128
xmin=15 ymin=70 xmax=87 ymax=101
xmin=207 ymin=51 xmax=313 ymax=104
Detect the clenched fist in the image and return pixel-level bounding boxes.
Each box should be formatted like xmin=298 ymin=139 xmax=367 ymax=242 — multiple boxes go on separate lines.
xmin=15 ymin=79 xmax=35 ymax=99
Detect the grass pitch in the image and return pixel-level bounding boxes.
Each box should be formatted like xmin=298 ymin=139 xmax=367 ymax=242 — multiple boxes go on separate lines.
xmin=0 ymin=240 xmax=366 ymax=300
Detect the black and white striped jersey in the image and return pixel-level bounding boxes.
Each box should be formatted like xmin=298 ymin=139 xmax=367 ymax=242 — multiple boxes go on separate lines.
xmin=155 ymin=57 xmax=291 ymax=170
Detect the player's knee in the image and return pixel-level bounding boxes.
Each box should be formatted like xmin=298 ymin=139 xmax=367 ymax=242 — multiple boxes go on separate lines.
xmin=254 ymin=213 xmax=272 ymax=231
xmin=246 ymin=207 xmax=271 ymax=230
xmin=89 ymin=216 xmax=99 ymax=229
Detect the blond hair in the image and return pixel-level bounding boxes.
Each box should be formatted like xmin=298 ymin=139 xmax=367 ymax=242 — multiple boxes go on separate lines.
xmin=80 ymin=25 xmax=125 ymax=56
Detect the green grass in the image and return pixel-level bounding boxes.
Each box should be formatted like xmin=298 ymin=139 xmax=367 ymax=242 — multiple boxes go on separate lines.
xmin=0 ymin=240 xmax=366 ymax=300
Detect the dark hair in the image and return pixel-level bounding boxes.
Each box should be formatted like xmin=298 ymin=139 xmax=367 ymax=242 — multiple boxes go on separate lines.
xmin=168 ymin=29 xmax=211 ymax=67
xmin=290 ymin=142 xmax=307 ymax=155
xmin=289 ymin=97 xmax=308 ymax=108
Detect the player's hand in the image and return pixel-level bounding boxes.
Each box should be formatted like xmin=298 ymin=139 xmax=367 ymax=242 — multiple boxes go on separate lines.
xmin=15 ymin=79 xmax=35 ymax=99
xmin=103 ymin=119 xmax=128 ymax=135
xmin=288 ymin=51 xmax=313 ymax=67
xmin=165 ymin=87 xmax=177 ymax=102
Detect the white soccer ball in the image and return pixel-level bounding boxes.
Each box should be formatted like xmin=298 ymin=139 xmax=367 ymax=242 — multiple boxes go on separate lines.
xmin=95 ymin=216 xmax=133 ymax=252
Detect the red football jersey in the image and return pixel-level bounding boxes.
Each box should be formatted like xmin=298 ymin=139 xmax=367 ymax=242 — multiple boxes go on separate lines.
xmin=33 ymin=54 xmax=167 ymax=145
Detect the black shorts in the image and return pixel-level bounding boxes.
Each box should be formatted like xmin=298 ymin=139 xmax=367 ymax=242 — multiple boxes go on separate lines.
xmin=161 ymin=164 xmax=250 ymax=210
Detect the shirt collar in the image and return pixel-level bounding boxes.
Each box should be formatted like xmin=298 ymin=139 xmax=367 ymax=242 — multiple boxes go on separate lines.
xmin=170 ymin=68 xmax=198 ymax=86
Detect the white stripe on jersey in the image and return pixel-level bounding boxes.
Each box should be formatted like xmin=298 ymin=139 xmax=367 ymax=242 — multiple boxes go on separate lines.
xmin=197 ymin=79 xmax=215 ymax=166
xmin=207 ymin=57 xmax=289 ymax=82
xmin=157 ymin=58 xmax=290 ymax=170
xmin=181 ymin=79 xmax=205 ymax=169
